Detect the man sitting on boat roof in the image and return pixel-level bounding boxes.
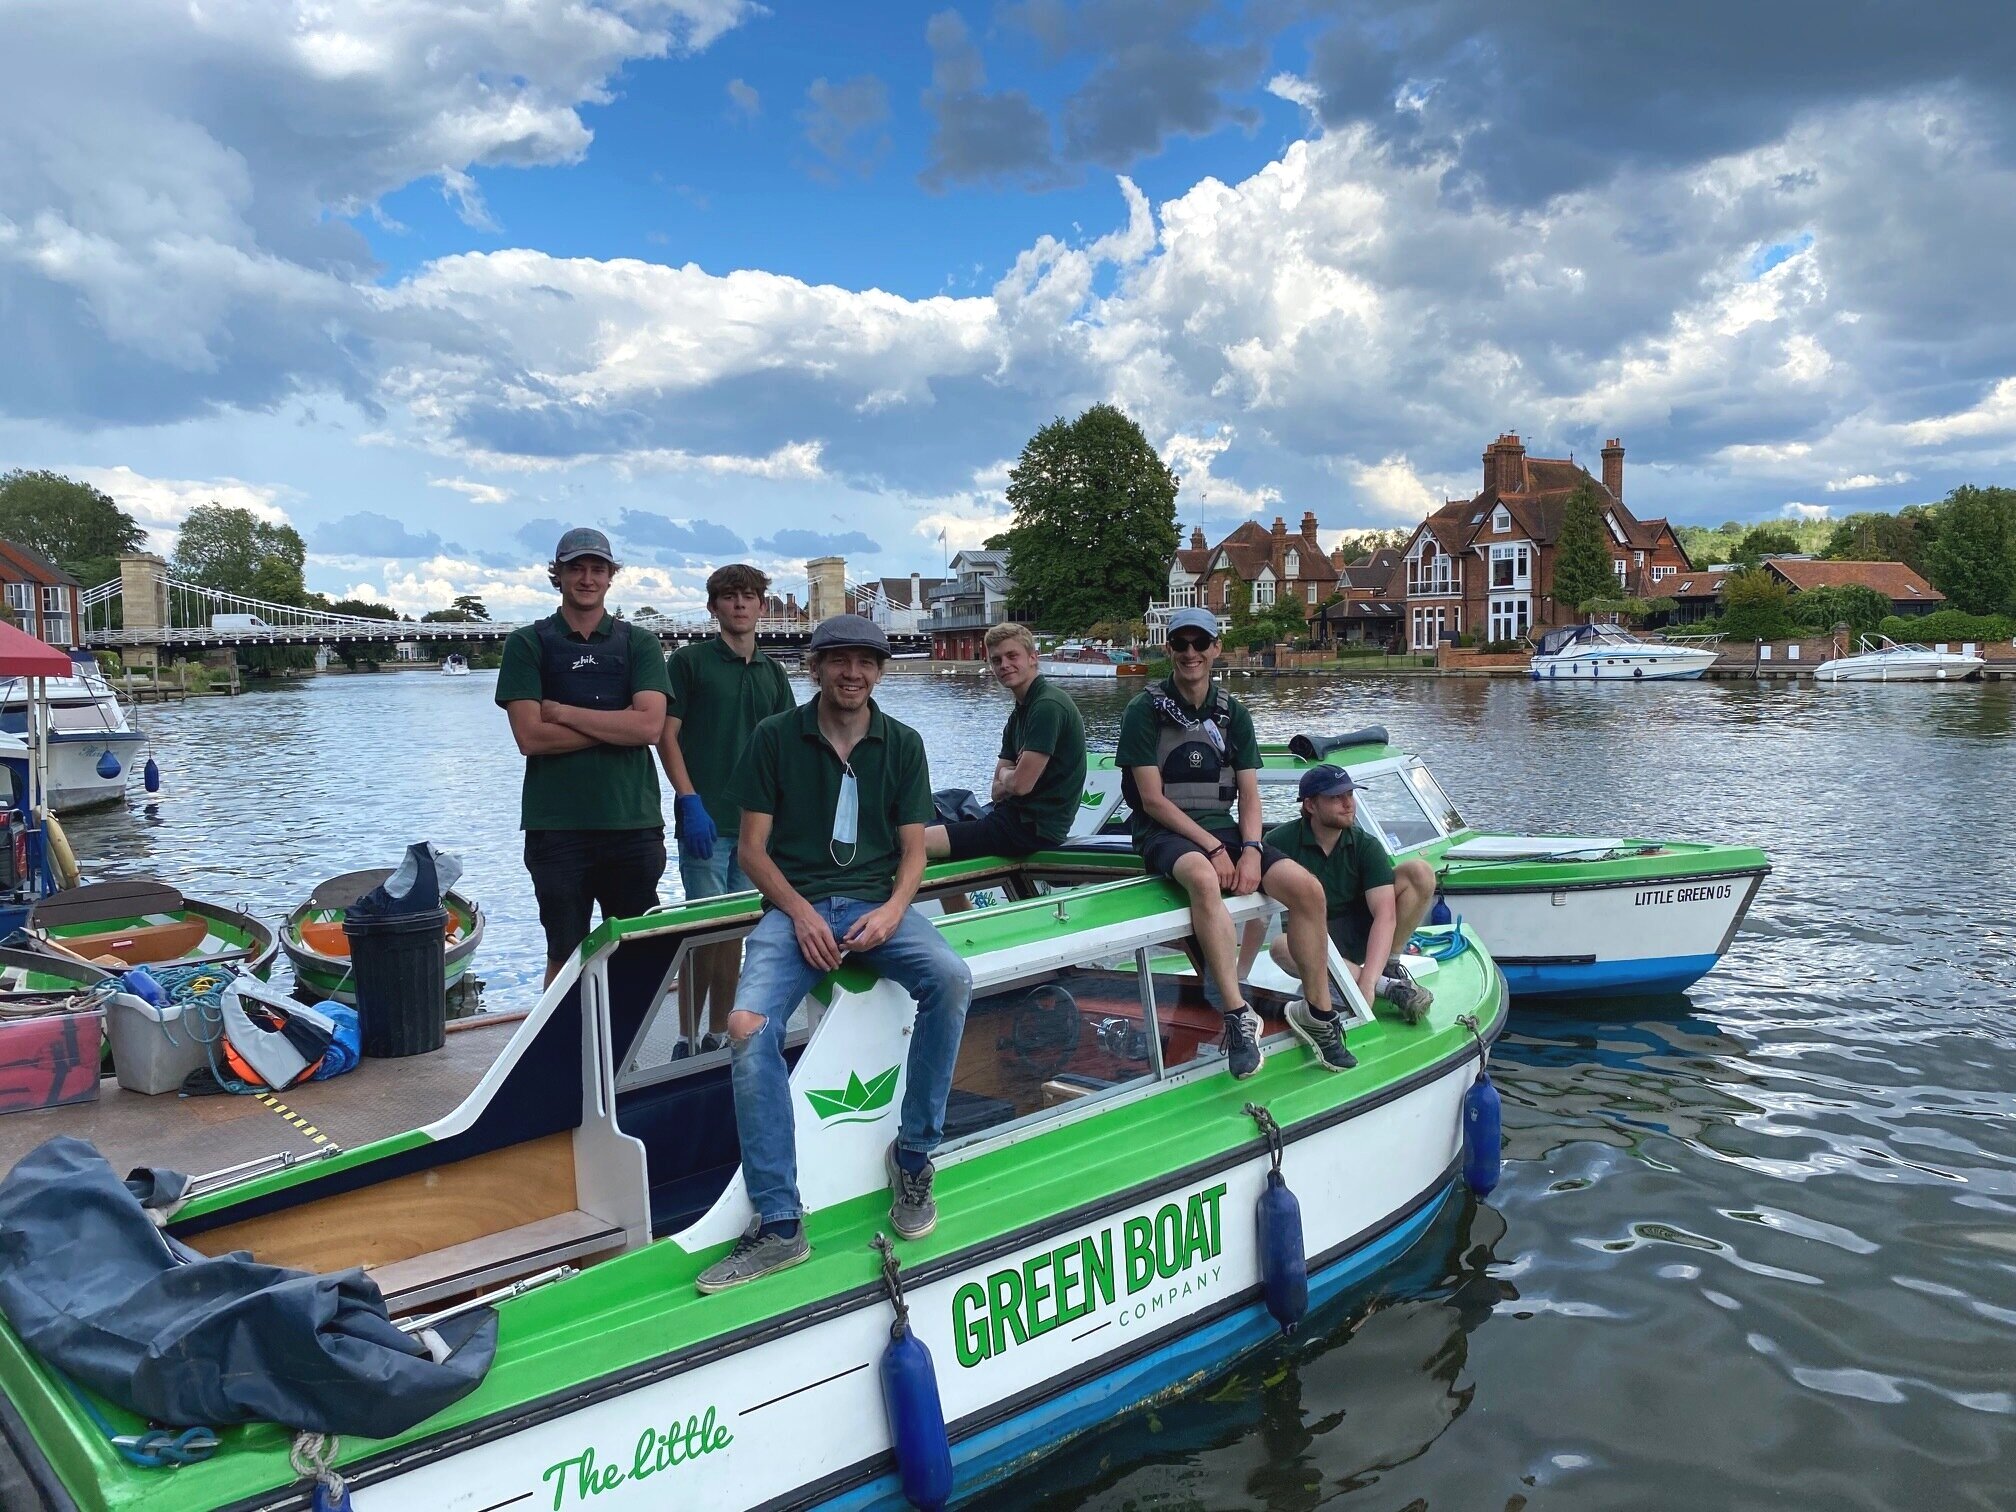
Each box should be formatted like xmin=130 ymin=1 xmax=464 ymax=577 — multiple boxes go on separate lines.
xmin=1118 ymin=608 xmax=1353 ymax=1077
xmin=925 ymin=621 xmax=1086 ymax=864
xmin=1242 ymin=765 xmax=1435 ymax=1023
xmin=698 ymin=614 xmax=973 ymax=1294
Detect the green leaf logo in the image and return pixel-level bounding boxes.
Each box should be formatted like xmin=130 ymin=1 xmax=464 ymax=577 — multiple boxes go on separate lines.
xmin=804 ymin=1066 xmax=901 ymax=1125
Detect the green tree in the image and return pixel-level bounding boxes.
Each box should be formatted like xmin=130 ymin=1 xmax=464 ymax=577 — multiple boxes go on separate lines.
xmin=0 ymin=469 xmax=147 ymax=587
xmin=1731 ymin=526 xmax=1801 ymax=570
xmin=449 ymin=593 xmax=490 ymax=621
xmin=1720 ymin=569 xmax=1795 ymax=640
xmin=1924 ymin=485 xmax=2016 ymax=616
xmin=172 ymin=504 xmax=308 ymax=607
xmin=999 ymin=404 xmax=1179 ymax=632
xmin=1791 ymin=583 xmax=1893 ymax=637
xmin=1822 ymin=510 xmax=1929 ymax=572
xmin=1552 ymin=482 xmax=1615 ymax=615
xmin=324 ymin=597 xmax=400 ymax=619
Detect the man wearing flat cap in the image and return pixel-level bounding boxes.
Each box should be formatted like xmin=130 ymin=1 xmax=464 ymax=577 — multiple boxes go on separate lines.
xmin=496 ymin=527 xmax=671 ymax=984
xmin=698 ymin=614 xmax=972 ymax=1293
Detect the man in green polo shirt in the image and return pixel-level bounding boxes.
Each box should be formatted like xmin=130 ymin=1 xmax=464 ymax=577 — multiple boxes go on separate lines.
xmin=925 ymin=621 xmax=1086 ymax=861
xmin=695 ymin=615 xmax=972 ymax=1294
xmin=496 ymin=527 xmax=670 ymax=985
xmin=659 ymin=563 xmax=796 ymax=1046
xmin=1245 ymin=764 xmax=1435 ymax=1023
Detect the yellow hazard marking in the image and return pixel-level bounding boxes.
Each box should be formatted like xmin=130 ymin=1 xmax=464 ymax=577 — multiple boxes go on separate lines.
xmin=256 ymin=1093 xmax=332 ymax=1148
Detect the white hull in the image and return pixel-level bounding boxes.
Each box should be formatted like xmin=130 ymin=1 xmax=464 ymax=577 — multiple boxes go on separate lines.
xmin=43 ymin=731 xmax=146 ymax=811
xmin=347 ymin=1063 xmax=1478 ymax=1511
xmin=1453 ymin=869 xmax=1763 ymax=997
xmin=1814 ymin=656 xmax=1983 ymax=682
xmin=1531 ymin=649 xmax=1715 ymax=681
xmin=1039 ymin=658 xmax=1119 ymax=679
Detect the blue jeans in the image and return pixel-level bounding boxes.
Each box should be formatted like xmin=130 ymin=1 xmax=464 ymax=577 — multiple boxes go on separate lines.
xmin=678 ymin=838 xmax=751 ymax=899
xmin=732 ymin=898 xmax=972 ymax=1224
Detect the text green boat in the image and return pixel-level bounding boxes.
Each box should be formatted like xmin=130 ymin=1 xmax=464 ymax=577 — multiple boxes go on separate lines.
xmin=0 ymin=857 xmax=1504 ymax=1510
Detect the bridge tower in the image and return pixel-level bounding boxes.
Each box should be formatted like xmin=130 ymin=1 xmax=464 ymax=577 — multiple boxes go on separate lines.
xmin=118 ymin=553 xmax=170 ymax=674
xmin=806 ymin=556 xmax=846 ymax=622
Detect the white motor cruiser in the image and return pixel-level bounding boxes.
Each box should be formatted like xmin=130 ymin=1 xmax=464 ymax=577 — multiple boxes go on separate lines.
xmin=0 ymin=650 xmax=145 ymax=811
xmin=441 ymin=653 xmax=471 ymax=676
xmin=1529 ymin=622 xmax=1719 ymax=682
xmin=1814 ymin=634 xmax=1985 ymax=683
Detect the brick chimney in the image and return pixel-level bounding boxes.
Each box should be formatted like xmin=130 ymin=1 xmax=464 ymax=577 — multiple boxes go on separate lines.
xmin=1601 ymin=438 xmax=1624 ymax=504
xmin=1190 ymin=526 xmax=1206 ymax=551
xmin=785 ymin=591 xmax=799 ymax=616
xmin=1330 ymin=545 xmax=1347 ymax=569
xmin=1300 ymin=510 xmax=1320 ymax=540
xmin=1489 ymin=432 xmax=1526 ymax=493
xmin=1271 ymin=516 xmax=1287 ymax=540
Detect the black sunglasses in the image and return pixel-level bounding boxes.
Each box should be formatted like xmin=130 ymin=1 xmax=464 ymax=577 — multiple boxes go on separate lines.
xmin=1168 ymin=635 xmax=1213 ymax=653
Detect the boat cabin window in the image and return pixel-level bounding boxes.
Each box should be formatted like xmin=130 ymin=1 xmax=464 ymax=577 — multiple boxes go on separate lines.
xmin=939 ymin=935 xmax=1302 ymax=1151
xmin=1348 ymin=770 xmax=1447 ymax=851
xmin=1402 ymin=763 xmax=1464 ymax=835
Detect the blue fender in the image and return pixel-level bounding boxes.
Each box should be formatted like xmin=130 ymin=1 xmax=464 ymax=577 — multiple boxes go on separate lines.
xmin=1464 ymin=1070 xmax=1502 ymax=1197
xmin=1256 ymin=1168 xmax=1308 ymax=1333
xmin=880 ymin=1325 xmax=953 ymax=1511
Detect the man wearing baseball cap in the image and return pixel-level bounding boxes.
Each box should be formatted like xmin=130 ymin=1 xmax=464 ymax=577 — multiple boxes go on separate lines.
xmin=1245 ymin=765 xmax=1435 ymax=1023
xmin=697 ymin=614 xmax=971 ymax=1293
xmin=496 ymin=527 xmax=671 ymax=984
xmin=1117 ymin=607 xmax=1348 ymax=1078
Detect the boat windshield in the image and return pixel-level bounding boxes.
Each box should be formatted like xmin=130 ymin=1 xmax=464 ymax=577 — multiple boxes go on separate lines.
xmin=1348 ymin=769 xmax=1451 ymax=851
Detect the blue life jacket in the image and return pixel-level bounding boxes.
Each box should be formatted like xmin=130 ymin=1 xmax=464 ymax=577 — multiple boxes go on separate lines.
xmin=535 ymin=616 xmax=632 ymax=711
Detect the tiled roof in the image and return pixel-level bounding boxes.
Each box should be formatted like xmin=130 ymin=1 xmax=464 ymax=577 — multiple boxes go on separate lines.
xmin=0 ymin=539 xmax=79 ymax=587
xmin=1667 ymin=567 xmax=1736 ymax=599
xmin=1182 ymin=518 xmax=1341 ymax=583
xmin=1764 ymin=558 xmax=1944 ymax=603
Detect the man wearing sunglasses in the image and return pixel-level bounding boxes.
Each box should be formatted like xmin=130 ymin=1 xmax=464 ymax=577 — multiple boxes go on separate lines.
xmin=698 ymin=614 xmax=972 ymax=1293
xmin=1117 ymin=608 xmax=1347 ymax=1080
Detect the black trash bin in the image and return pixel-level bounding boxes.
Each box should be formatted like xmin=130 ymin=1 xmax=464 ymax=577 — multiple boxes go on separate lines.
xmin=343 ymin=908 xmax=448 ymax=1057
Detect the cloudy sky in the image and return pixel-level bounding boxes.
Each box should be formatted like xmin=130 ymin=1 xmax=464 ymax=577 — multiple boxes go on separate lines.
xmin=4 ymin=1 xmax=2014 ymax=618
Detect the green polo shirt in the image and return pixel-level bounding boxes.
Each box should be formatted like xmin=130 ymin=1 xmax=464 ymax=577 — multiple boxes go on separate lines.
xmin=667 ymin=637 xmax=796 ymax=831
xmin=1265 ymin=816 xmax=1397 ymax=957
xmin=729 ymin=696 xmax=933 ymax=905
xmin=495 ymin=612 xmax=671 ymax=832
xmin=1116 ymin=678 xmax=1261 ymax=843
xmin=996 ymin=675 xmax=1087 ymax=845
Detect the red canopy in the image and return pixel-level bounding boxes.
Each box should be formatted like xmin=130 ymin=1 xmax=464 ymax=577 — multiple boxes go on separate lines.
xmin=0 ymin=621 xmax=75 ymax=678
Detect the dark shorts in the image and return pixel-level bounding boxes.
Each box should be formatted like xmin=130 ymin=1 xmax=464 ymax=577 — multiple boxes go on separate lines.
xmin=939 ymin=805 xmax=1055 ymax=862
xmin=1139 ymin=825 xmax=1287 ymax=881
xmin=524 ymin=826 xmax=667 ymax=964
xmin=1328 ymin=906 xmax=1373 ymax=964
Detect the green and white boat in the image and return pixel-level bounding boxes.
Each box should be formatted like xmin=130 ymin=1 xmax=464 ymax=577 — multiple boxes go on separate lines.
xmin=0 ymin=859 xmax=1504 ymax=1511
xmin=1070 ymin=727 xmax=1770 ymax=999
xmin=0 ymin=946 xmax=112 ymax=1008
xmin=23 ymin=880 xmax=277 ymax=980
xmin=280 ymin=868 xmax=485 ymax=1007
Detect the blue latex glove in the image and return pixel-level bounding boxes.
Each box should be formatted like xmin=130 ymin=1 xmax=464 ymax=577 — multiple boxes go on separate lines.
xmin=675 ymin=793 xmax=718 ymax=859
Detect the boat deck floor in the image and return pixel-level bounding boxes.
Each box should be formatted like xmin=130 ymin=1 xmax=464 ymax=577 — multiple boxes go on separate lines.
xmin=0 ymin=1012 xmax=521 ymax=1179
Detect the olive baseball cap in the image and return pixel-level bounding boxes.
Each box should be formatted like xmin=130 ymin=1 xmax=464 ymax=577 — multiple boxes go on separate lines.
xmin=554 ymin=527 xmax=618 ymax=566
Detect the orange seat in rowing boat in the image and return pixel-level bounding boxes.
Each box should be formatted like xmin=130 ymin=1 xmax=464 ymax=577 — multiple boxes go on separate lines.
xmin=299 ymin=916 xmax=459 ymax=958
xmin=61 ymin=916 xmax=210 ymax=967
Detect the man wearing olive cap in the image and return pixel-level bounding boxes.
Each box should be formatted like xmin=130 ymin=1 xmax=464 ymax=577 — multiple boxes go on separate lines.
xmin=496 ymin=528 xmax=671 ymax=984
xmin=697 ymin=614 xmax=971 ymax=1293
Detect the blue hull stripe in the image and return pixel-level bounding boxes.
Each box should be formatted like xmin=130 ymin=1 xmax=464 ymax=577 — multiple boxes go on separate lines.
xmin=1502 ymin=952 xmax=1719 ymax=999
xmin=824 ymin=1179 xmax=1458 ymax=1511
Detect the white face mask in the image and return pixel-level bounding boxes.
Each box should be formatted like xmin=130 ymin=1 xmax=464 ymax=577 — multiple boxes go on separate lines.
xmin=830 ymin=761 xmax=859 ymax=866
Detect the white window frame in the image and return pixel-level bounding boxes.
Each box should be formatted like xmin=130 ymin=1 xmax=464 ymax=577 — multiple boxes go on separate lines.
xmin=1283 ymin=548 xmax=1300 ymax=578
xmin=1305 ymin=583 xmax=1318 ymax=604
xmin=1651 ymin=565 xmax=1674 ymax=583
xmin=1613 ymin=558 xmax=1628 ymax=582
xmin=1605 ymin=513 xmax=1628 ymax=545
xmin=1492 ymin=507 xmax=1511 ymax=533
xmin=3 ymin=584 xmax=29 ymax=614
xmin=1488 ymin=543 xmax=1531 ymax=590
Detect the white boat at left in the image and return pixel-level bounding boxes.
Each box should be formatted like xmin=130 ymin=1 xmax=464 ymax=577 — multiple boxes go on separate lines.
xmin=1530 ymin=622 xmax=1718 ymax=681
xmin=0 ymin=651 xmax=145 ymax=811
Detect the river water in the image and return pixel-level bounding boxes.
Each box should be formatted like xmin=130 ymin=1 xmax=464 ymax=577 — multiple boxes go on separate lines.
xmin=62 ymin=667 xmax=2016 ymax=1510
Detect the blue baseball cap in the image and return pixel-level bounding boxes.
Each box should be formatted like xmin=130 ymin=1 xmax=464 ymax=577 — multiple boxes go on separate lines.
xmin=1298 ymin=765 xmax=1359 ymax=800
xmin=1165 ymin=607 xmax=1221 ymax=643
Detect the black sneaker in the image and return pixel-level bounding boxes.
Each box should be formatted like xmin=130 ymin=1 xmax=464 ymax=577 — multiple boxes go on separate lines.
xmin=695 ymin=1219 xmax=810 ymax=1294
xmin=1285 ymin=998 xmax=1357 ymax=1072
xmin=885 ymin=1143 xmax=938 ymax=1240
xmin=1379 ymin=963 xmax=1434 ymax=1024
xmin=1221 ymin=1007 xmax=1265 ymax=1080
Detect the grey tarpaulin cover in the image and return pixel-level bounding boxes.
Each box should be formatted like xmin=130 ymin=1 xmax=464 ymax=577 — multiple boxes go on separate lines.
xmin=0 ymin=1137 xmax=497 ymax=1438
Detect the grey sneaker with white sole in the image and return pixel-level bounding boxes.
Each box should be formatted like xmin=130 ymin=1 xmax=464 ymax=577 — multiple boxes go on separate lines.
xmin=694 ymin=1219 xmax=811 ymax=1294
xmin=1285 ymin=997 xmax=1358 ymax=1072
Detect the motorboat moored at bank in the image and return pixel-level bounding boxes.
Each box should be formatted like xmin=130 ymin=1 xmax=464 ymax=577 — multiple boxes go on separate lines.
xmin=1814 ymin=634 xmax=1985 ymax=682
xmin=1074 ymin=728 xmax=1769 ymax=999
xmin=1529 ymin=622 xmax=1718 ymax=681
xmin=0 ymin=862 xmax=1504 ymax=1511
xmin=0 ymin=650 xmax=146 ymax=811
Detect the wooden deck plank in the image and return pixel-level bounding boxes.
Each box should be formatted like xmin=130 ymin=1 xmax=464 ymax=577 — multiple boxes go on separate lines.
xmin=0 ymin=1012 xmax=522 ymax=1179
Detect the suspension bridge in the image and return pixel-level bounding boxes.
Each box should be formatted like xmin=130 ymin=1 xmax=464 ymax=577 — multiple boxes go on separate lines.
xmin=79 ymin=557 xmax=928 ymax=661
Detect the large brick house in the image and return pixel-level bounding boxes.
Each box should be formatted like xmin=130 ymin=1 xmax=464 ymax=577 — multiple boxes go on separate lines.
xmin=1398 ymin=434 xmax=1692 ymax=650
xmin=1165 ymin=512 xmax=1343 ymax=620
xmin=0 ymin=539 xmax=81 ymax=648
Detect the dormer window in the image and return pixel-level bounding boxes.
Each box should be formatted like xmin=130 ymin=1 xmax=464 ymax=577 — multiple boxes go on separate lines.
xmin=1283 ymin=548 xmax=1300 ymax=578
xmin=1491 ymin=507 xmax=1510 ymax=533
xmin=1605 ymin=513 xmax=1627 ymax=545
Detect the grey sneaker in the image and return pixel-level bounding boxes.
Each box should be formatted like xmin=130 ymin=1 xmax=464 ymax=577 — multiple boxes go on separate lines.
xmin=695 ymin=1219 xmax=810 ymax=1294
xmin=1379 ymin=963 xmax=1434 ymax=1024
xmin=1221 ymin=1007 xmax=1265 ymax=1080
xmin=1285 ymin=998 xmax=1357 ymax=1072
xmin=699 ymin=1030 xmax=730 ymax=1054
xmin=886 ymin=1143 xmax=938 ymax=1240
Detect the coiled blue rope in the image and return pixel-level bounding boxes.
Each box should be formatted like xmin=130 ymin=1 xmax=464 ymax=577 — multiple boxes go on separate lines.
xmin=57 ymin=1371 xmax=218 ymax=1469
xmin=1408 ymin=918 xmax=1470 ymax=961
